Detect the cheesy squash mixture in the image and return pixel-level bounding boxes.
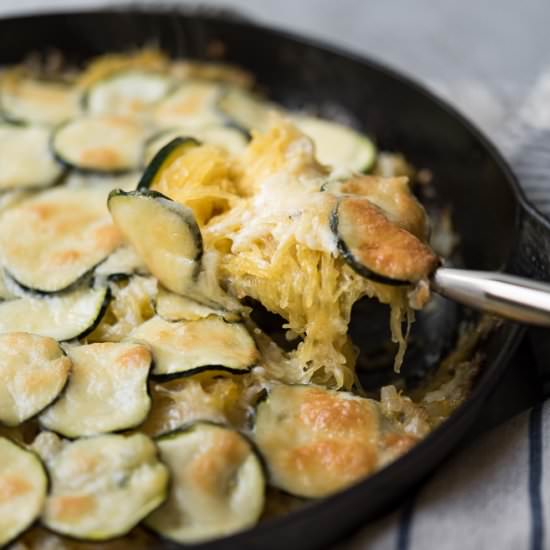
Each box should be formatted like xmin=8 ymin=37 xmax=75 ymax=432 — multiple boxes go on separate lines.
xmin=0 ymin=50 xmax=479 ymax=548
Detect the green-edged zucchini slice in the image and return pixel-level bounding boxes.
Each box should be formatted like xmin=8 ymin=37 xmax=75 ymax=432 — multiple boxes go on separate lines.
xmin=0 ymin=124 xmax=64 ymax=191
xmin=331 ymin=196 xmax=439 ymax=285
xmin=155 ymin=287 xmax=240 ymax=322
xmin=108 ymin=189 xmax=202 ymax=296
xmin=216 ymin=86 xmax=273 ymax=133
xmin=322 ymin=175 xmax=429 ymax=240
xmin=0 ymin=268 xmax=20 ymax=300
xmin=84 ymin=70 xmax=173 ymax=116
xmin=42 ymin=433 xmax=168 ymax=541
xmin=0 ymin=77 xmax=79 ymax=126
xmin=0 ymin=437 xmax=48 ymax=547
xmin=143 ymin=125 xmax=247 ymax=164
xmin=0 ymin=333 xmax=71 ymax=427
xmin=294 ymin=115 xmax=376 ymax=173
xmin=137 ymin=136 xmax=200 ymax=190
xmin=253 ymin=384 xmax=389 ymax=498
xmin=129 ymin=316 xmax=258 ymax=378
xmin=51 ymin=115 xmax=146 ymax=174
xmin=94 ymin=245 xmax=148 ymax=282
xmin=0 ymin=286 xmax=109 ymax=341
xmin=145 ymin=422 xmax=265 ymax=543
xmin=0 ymin=186 xmax=122 ymax=293
xmin=153 ymin=80 xmax=224 ymax=128
xmin=40 ymin=342 xmax=152 ymax=437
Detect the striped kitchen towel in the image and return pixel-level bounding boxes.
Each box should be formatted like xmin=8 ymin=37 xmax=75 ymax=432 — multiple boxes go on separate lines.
xmin=343 ymin=71 xmax=550 ymax=550
xmin=344 ymin=403 xmax=547 ymax=550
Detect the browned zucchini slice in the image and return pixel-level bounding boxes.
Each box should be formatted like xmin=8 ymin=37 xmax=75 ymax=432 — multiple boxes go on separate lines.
xmin=145 ymin=422 xmax=265 ymax=543
xmin=331 ymin=196 xmax=439 ymax=284
xmin=0 ymin=333 xmax=71 ymax=426
xmin=42 ymin=433 xmax=168 ymax=541
xmin=40 ymin=342 xmax=152 ymax=437
xmin=0 ymin=437 xmax=48 ymax=547
xmin=129 ymin=316 xmax=257 ymax=379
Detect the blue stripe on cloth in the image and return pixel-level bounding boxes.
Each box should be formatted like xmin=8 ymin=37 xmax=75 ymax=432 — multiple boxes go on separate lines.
xmin=529 ymin=403 xmax=544 ymax=550
xmin=396 ymin=493 xmax=417 ymax=550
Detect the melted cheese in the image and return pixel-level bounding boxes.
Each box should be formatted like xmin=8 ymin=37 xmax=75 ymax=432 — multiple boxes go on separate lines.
xmin=86 ymin=276 xmax=156 ymax=343
xmin=141 ymin=377 xmax=245 ymax=437
xmin=0 ymin=186 xmax=122 ymax=292
xmin=42 ymin=433 xmax=168 ymax=540
xmin=0 ymin=73 xmax=79 ymax=125
xmin=129 ymin=316 xmax=258 ymax=377
xmin=153 ymin=81 xmax=223 ymax=127
xmin=0 ymin=333 xmax=71 ymax=426
xmin=40 ymin=342 xmax=151 ymax=437
xmin=155 ymin=287 xmax=239 ymax=322
xmin=145 ymin=423 xmax=264 ymax=543
xmin=86 ymin=70 xmax=173 ymax=116
xmin=0 ymin=125 xmax=63 ymax=190
xmin=0 ymin=437 xmax=47 ymax=547
xmin=253 ymin=384 xmax=416 ymax=498
xmin=0 ymin=286 xmax=109 ymax=341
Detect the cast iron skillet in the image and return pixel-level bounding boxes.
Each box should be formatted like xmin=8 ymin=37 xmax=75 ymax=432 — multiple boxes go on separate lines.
xmin=2 ymin=6 xmax=550 ymax=550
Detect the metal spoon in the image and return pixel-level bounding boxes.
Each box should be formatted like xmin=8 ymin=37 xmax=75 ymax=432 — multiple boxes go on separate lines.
xmin=432 ymin=268 xmax=550 ymax=326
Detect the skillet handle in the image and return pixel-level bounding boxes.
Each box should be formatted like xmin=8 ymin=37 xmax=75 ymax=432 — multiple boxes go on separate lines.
xmin=432 ymin=268 xmax=550 ymax=326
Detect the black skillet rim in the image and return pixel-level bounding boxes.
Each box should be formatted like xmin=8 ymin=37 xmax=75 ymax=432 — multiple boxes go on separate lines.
xmin=0 ymin=4 xmax=537 ymax=546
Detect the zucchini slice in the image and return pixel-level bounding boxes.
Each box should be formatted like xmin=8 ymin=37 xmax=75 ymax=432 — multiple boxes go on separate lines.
xmin=42 ymin=433 xmax=168 ymax=541
xmin=323 ymin=175 xmax=428 ymax=240
xmin=155 ymin=287 xmax=240 ymax=322
xmin=137 ymin=136 xmax=200 ymax=190
xmin=0 ymin=333 xmax=71 ymax=427
xmin=0 ymin=286 xmax=109 ymax=341
xmin=217 ymin=86 xmax=272 ymax=133
xmin=108 ymin=189 xmax=202 ymax=296
xmin=0 ymin=186 xmax=122 ymax=293
xmin=253 ymin=384 xmax=386 ymax=498
xmin=331 ymin=196 xmax=439 ymax=285
xmin=0 ymin=437 xmax=48 ymax=547
xmin=0 ymin=124 xmax=64 ymax=191
xmin=294 ymin=116 xmax=376 ymax=172
xmin=40 ymin=342 xmax=152 ymax=437
xmin=51 ymin=115 xmax=146 ymax=174
xmin=84 ymin=70 xmax=173 ymax=116
xmin=94 ymin=245 xmax=148 ymax=282
xmin=145 ymin=422 xmax=265 ymax=543
xmin=129 ymin=316 xmax=258 ymax=378
xmin=0 ymin=77 xmax=79 ymax=126
xmin=153 ymin=81 xmax=224 ymax=128
xmin=294 ymin=115 xmax=376 ymax=173
xmin=143 ymin=124 xmax=247 ymax=164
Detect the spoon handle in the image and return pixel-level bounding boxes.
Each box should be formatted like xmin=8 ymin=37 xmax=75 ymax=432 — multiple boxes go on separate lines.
xmin=431 ymin=267 xmax=550 ymax=326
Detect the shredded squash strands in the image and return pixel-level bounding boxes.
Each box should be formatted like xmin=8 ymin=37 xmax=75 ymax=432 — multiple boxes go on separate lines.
xmin=140 ymin=119 xmax=412 ymax=388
